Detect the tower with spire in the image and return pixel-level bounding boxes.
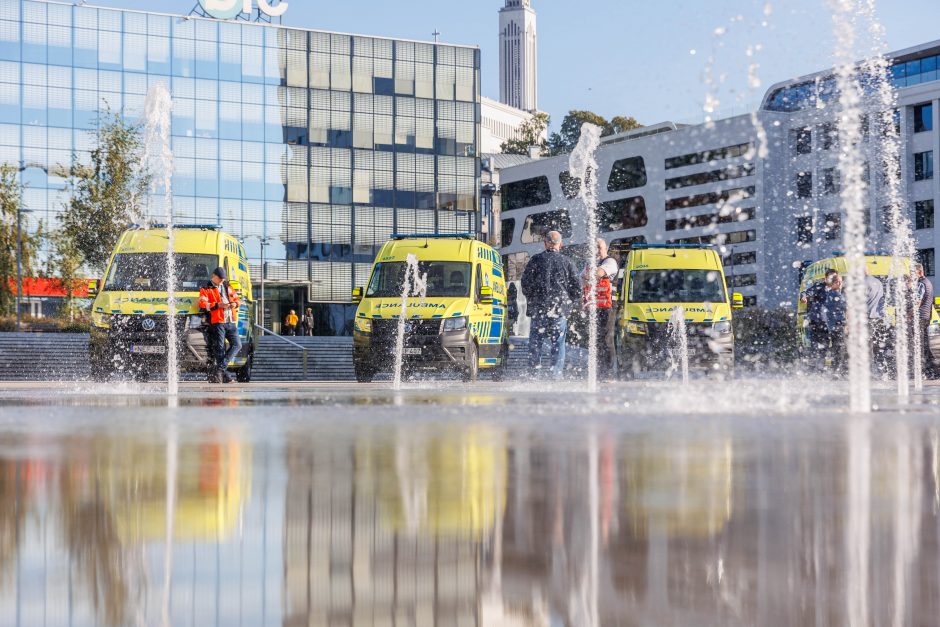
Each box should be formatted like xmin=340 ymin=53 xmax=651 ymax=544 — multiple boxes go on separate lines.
xmin=499 ymin=0 xmax=538 ymax=112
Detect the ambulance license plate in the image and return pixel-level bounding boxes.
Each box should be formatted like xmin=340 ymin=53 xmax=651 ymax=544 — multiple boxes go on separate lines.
xmin=403 ymin=347 xmax=422 ymax=355
xmin=131 ymin=345 xmax=166 ymax=355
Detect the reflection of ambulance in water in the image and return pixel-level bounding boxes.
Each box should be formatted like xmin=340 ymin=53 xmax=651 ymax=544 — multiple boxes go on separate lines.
xmin=615 ymin=244 xmax=743 ymax=377
xmin=352 ymin=234 xmax=509 ymax=382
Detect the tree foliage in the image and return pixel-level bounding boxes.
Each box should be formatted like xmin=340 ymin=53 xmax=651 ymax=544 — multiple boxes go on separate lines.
xmin=0 ymin=163 xmax=42 ymax=316
xmin=61 ymin=112 xmax=149 ymax=274
xmin=500 ymin=112 xmax=550 ymax=156
xmin=547 ymin=110 xmax=643 ymax=156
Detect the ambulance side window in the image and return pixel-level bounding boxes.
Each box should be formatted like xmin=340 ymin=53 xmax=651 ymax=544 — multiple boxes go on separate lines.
xmin=475 ymin=264 xmax=483 ymax=303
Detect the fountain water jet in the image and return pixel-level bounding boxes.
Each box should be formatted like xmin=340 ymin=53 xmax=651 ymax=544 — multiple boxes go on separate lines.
xmin=569 ymin=123 xmax=603 ymax=392
xmin=392 ymin=254 xmax=427 ymax=389
xmin=140 ymin=84 xmax=178 ymax=396
xmin=829 ymin=0 xmax=871 ymax=413
xmin=858 ymin=0 xmax=918 ymax=396
xmin=668 ymin=306 xmax=691 ymax=384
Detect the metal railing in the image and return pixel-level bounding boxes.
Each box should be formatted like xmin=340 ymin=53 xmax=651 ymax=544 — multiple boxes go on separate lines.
xmin=253 ymin=324 xmax=308 ymax=379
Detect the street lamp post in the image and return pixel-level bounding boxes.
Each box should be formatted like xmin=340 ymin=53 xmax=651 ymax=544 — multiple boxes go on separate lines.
xmin=15 ymin=204 xmax=23 ymax=332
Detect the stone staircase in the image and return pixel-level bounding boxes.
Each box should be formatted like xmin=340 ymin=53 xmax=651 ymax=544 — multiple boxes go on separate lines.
xmin=0 ymin=332 xmax=91 ymax=380
xmin=252 ymin=335 xmax=356 ymax=382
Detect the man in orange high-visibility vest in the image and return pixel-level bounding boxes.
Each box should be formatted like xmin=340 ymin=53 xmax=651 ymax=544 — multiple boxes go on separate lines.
xmin=198 ymin=267 xmax=242 ymax=383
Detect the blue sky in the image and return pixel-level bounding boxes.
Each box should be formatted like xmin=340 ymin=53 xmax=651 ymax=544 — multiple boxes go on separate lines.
xmin=91 ymin=0 xmax=940 ymax=131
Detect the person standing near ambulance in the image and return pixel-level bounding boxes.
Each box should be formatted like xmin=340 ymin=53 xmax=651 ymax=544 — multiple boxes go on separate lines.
xmin=199 ymin=267 xmax=242 ymax=383
xmin=582 ymin=238 xmax=618 ymax=379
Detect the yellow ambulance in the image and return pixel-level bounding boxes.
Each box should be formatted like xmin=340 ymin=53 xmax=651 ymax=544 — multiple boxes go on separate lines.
xmin=352 ymin=234 xmax=509 ymax=382
xmin=615 ymin=244 xmax=742 ymax=377
xmin=796 ymin=254 xmax=940 ymax=361
xmin=88 ymin=225 xmax=256 ymax=381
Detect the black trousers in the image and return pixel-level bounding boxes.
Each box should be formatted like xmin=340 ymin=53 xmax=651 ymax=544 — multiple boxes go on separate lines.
xmin=596 ymin=308 xmax=613 ymax=378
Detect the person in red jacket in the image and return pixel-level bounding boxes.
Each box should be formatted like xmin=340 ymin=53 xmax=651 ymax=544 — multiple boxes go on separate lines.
xmin=198 ymin=267 xmax=242 ymax=383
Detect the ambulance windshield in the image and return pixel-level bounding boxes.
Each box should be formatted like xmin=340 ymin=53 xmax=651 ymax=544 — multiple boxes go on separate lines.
xmin=629 ymin=269 xmax=726 ymax=303
xmin=367 ymin=261 xmax=472 ymax=298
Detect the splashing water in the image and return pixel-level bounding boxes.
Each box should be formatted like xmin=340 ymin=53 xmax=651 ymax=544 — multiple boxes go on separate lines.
xmin=393 ymin=254 xmax=428 ymax=390
xmin=668 ymin=306 xmax=690 ymax=384
xmin=829 ymin=0 xmax=871 ymax=413
xmin=569 ymin=123 xmax=603 ymax=392
xmin=858 ymin=0 xmax=917 ymax=396
xmin=141 ymin=84 xmax=177 ymax=396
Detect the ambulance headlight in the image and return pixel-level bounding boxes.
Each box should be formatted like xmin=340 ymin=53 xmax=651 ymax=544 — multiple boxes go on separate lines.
xmin=443 ymin=316 xmax=468 ymax=332
xmin=713 ymin=321 xmax=733 ymax=334
xmin=928 ymin=323 xmax=940 ymax=336
xmin=626 ymin=321 xmax=646 ymax=335
xmin=91 ymin=312 xmax=111 ymax=329
xmin=354 ymin=317 xmax=372 ymax=333
xmin=188 ymin=315 xmax=203 ymax=329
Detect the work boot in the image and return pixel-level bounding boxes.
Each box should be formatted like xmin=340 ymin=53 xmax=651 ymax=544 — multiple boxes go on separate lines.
xmin=222 ymin=370 xmax=236 ymax=384
xmin=207 ymin=369 xmax=223 ymax=384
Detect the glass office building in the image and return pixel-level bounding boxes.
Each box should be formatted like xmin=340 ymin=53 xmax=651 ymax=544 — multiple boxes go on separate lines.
xmin=0 ymin=0 xmax=482 ymax=334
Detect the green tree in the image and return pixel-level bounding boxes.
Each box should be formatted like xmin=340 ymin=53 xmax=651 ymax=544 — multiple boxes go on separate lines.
xmin=500 ymin=112 xmax=551 ymax=156
xmin=61 ymin=112 xmax=149 ymax=274
xmin=0 ymin=163 xmax=41 ymax=316
xmin=547 ymin=110 xmax=644 ymax=155
xmin=46 ymin=228 xmax=85 ymax=320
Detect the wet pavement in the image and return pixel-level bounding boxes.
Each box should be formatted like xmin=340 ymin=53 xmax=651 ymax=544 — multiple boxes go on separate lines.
xmin=1 ymin=379 xmax=940 ymax=626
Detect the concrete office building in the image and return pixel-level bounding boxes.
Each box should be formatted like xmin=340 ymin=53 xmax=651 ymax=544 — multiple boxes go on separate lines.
xmin=0 ymin=0 xmax=482 ymax=334
xmin=498 ymin=40 xmax=940 ymax=308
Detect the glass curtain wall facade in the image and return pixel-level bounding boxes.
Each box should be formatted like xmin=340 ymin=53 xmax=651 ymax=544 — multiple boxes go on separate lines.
xmin=0 ymin=0 xmax=481 ymax=333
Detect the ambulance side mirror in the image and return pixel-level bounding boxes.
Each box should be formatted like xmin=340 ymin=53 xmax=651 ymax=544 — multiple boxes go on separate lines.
xmin=228 ymin=280 xmax=242 ymax=296
xmin=934 ymin=296 xmax=940 ymax=308
xmin=479 ymin=285 xmax=494 ymax=304
xmin=87 ymin=279 xmax=100 ymax=295
xmin=732 ymin=292 xmax=745 ymax=309
xmin=352 ymin=287 xmax=363 ymax=304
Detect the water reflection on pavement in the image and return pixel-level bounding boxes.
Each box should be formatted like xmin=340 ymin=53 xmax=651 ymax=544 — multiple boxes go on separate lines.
xmin=0 ymin=380 xmax=939 ymax=626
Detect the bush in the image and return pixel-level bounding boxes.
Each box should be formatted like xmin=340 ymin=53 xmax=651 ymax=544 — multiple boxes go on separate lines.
xmin=0 ymin=315 xmax=91 ymax=333
xmin=733 ymin=307 xmax=800 ymax=371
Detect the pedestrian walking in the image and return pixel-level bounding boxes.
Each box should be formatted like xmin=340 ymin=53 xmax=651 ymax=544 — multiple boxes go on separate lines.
xmin=821 ymin=272 xmax=847 ymax=374
xmin=198 ymin=266 xmax=242 ymax=383
xmin=284 ymin=309 xmax=299 ymax=336
xmin=864 ymin=268 xmax=889 ymax=376
xmin=520 ymin=230 xmax=581 ymax=379
xmin=582 ymin=237 xmax=618 ymax=380
xmin=301 ymin=307 xmax=315 ymax=336
xmin=801 ymin=269 xmax=837 ymax=369
xmin=914 ymin=262 xmax=936 ymax=378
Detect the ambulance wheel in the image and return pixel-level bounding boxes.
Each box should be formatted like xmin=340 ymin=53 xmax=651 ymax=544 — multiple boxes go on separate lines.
xmin=90 ymin=355 xmax=109 ymax=382
xmin=355 ymin=362 xmax=375 ymax=383
xmin=236 ymin=353 xmax=253 ymax=383
xmin=462 ymin=343 xmax=479 ymax=382
xmin=491 ymin=342 xmax=509 ymax=382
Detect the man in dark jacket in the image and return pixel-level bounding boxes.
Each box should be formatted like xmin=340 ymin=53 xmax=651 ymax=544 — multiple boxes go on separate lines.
xmin=801 ymin=269 xmax=838 ymax=369
xmin=914 ymin=262 xmax=936 ymax=377
xmin=520 ymin=230 xmax=581 ymax=379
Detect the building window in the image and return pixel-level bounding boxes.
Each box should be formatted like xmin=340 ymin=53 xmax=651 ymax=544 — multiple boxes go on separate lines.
xmin=915 ymin=199 xmax=935 ymax=230
xmin=501 ymin=218 xmax=515 ymax=245
xmin=742 ymin=295 xmax=758 ymax=307
xmin=596 ymin=196 xmax=648 ymax=232
xmin=728 ymin=273 xmax=758 ymax=287
xmin=824 ymin=212 xmax=841 ymax=240
xmin=501 ymin=176 xmax=552 ymax=212
xmin=664 ymin=143 xmax=751 ymax=170
xmin=796 ymin=216 xmax=814 ymax=245
xmin=520 ymin=210 xmax=572 ymax=244
xmin=794 ymin=127 xmax=812 ymax=155
xmin=822 ymin=167 xmax=841 ymax=195
xmin=723 ymin=229 xmax=757 ymax=245
xmin=503 ymin=252 xmax=530 ymax=281
xmin=609 ymin=236 xmax=647 ymax=261
xmin=913 ymin=103 xmax=933 ymax=133
xmin=820 ymin=122 xmax=838 ymax=150
xmin=796 ymin=172 xmax=813 ymax=198
xmin=559 ymin=171 xmax=581 ymax=199
xmin=723 ymin=251 xmax=757 ymax=266
xmin=914 ymin=151 xmax=934 ymax=181
xmin=664 ymin=164 xmax=755 ymax=190
xmin=665 ymin=207 xmax=756 ymax=231
xmin=918 ymin=248 xmax=936 ymax=276
xmin=607 ymin=156 xmax=647 ymax=192
xmin=665 ymin=186 xmax=756 ymax=211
